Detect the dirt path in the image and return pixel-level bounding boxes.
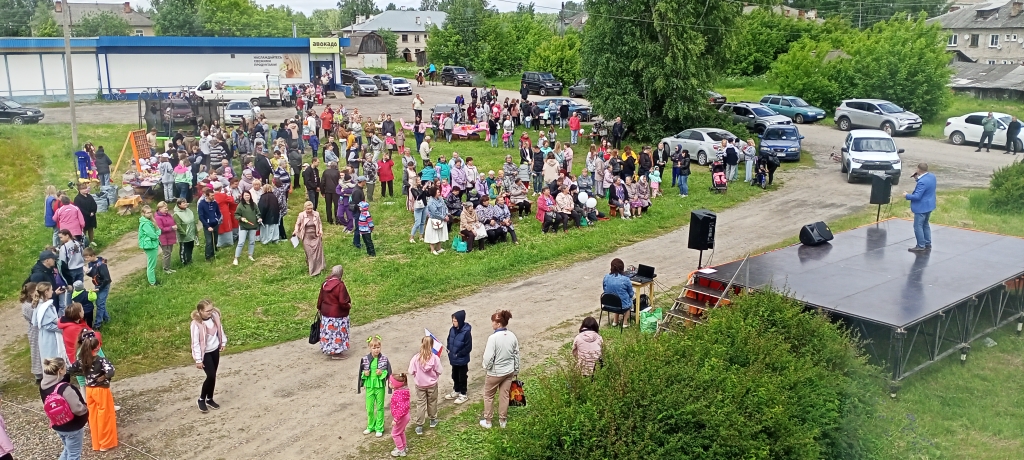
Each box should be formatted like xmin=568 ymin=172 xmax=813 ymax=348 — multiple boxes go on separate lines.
xmin=25 ymin=142 xmax=983 ymax=459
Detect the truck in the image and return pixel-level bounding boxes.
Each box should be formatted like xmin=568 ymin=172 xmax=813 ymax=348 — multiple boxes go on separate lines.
xmin=192 ymin=72 xmax=281 ymax=107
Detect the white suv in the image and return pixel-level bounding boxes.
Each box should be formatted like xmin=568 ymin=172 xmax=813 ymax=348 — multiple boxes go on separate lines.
xmin=840 ymin=129 xmax=904 ymax=185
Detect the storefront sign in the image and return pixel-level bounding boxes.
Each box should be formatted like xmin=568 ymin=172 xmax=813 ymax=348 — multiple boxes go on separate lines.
xmin=252 ymin=54 xmax=305 ymax=81
xmin=310 ymin=38 xmax=339 ymax=54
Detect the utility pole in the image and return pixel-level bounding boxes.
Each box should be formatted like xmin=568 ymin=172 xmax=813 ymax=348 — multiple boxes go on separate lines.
xmin=60 ymin=1 xmax=79 ymax=149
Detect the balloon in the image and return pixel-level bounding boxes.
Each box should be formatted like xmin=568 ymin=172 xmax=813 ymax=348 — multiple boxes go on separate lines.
xmin=586 ymin=197 xmax=597 ymax=208
xmin=578 ymin=192 xmax=588 ymax=203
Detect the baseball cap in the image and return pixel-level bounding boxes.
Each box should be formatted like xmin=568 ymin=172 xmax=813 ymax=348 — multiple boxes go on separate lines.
xmin=38 ymin=251 xmax=57 ymax=262
xmin=73 ymin=280 xmax=84 ymax=290
xmin=356 ymin=176 xmax=367 ymax=182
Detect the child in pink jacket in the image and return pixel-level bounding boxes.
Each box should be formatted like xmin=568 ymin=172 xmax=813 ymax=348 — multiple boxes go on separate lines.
xmin=408 ymin=336 xmax=443 ymax=435
xmin=389 ymin=373 xmax=411 ymax=457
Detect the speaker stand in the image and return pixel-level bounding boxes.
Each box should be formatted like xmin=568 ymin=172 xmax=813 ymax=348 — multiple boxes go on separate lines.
xmin=698 ymin=250 xmax=704 ymax=269
xmin=876 ymin=204 xmax=882 ymax=223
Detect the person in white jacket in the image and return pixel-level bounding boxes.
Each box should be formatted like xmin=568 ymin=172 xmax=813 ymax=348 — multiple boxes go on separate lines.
xmin=480 ymin=309 xmax=519 ymax=429
xmin=190 ymin=299 xmax=227 ymax=413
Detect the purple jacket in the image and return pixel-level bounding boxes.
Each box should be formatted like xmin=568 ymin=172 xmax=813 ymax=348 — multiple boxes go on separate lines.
xmin=154 ymin=211 xmax=178 ymax=246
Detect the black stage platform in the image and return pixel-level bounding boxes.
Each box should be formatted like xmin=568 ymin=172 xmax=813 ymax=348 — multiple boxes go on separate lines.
xmin=701 ymin=219 xmax=1024 ymax=389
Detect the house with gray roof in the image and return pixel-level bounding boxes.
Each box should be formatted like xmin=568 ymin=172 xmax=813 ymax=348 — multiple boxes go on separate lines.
xmin=53 ymin=1 xmax=154 ymax=36
xmin=343 ymin=10 xmax=447 ymax=63
xmin=930 ymin=1 xmax=1024 ymax=65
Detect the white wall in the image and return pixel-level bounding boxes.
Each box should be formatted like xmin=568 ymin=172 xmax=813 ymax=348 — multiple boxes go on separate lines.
xmin=1 ymin=53 xmax=101 ymax=101
xmin=6 ymin=55 xmax=44 ymax=97
xmin=104 ymin=53 xmax=310 ymax=91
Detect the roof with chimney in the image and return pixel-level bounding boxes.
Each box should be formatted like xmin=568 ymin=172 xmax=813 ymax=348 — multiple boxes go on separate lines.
xmin=345 ymin=10 xmax=446 ymax=33
xmin=53 ymin=1 xmax=153 ymax=28
xmin=929 ymin=1 xmax=1024 ymax=29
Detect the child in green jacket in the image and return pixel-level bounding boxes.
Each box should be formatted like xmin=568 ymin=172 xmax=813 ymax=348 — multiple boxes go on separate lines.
xmin=357 ymin=336 xmax=391 ymax=437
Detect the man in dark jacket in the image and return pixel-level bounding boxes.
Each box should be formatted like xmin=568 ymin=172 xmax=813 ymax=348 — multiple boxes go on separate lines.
xmin=445 ymin=310 xmax=472 ymax=403
xmin=381 ymin=115 xmax=396 ymax=138
xmin=197 ymin=188 xmax=222 ymax=261
xmin=26 ymin=251 xmax=59 ymax=288
xmin=530 ymin=104 xmax=542 ymax=131
xmin=638 ymin=146 xmax=654 ymax=178
xmin=288 ymin=148 xmax=304 ymax=189
xmin=73 ymin=184 xmax=98 ymax=246
xmin=558 ymin=102 xmax=570 ymax=129
xmin=611 ymin=117 xmax=625 ymax=149
xmin=1006 ymin=116 xmax=1021 ymax=155
xmin=321 ymin=161 xmax=341 ymax=224
xmin=520 ymin=82 xmax=529 ymax=101
xmin=94 ymin=147 xmax=113 ymax=186
xmin=254 ymin=151 xmax=273 ymax=182
xmin=531 ymin=145 xmax=545 ymax=194
xmin=303 ymin=158 xmax=321 ymax=209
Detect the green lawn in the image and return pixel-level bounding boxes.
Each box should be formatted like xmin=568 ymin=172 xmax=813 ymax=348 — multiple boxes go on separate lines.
xmin=714 ymin=76 xmax=1024 ymax=141
xmin=1 ymin=124 xmax=806 ymax=396
xmin=0 ymin=124 xmax=141 ymax=301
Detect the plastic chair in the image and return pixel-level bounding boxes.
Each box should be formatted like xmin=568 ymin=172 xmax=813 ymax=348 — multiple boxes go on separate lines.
xmin=598 ymin=293 xmax=630 ymax=333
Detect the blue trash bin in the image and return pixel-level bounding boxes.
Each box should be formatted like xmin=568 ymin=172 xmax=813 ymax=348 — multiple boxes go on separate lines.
xmin=340 ymin=85 xmax=353 ymax=98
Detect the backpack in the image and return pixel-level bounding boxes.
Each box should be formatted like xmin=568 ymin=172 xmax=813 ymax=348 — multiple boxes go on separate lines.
xmin=638 ymin=294 xmax=651 ymax=311
xmin=44 ymin=383 xmax=75 ymax=427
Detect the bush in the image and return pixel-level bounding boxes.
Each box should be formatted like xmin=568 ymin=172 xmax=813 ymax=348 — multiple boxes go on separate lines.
xmin=988 ymin=159 xmax=1024 ymax=213
xmin=487 ymin=290 xmax=883 ymax=460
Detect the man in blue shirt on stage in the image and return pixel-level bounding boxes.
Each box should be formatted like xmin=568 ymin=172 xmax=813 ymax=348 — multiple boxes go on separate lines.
xmin=904 ymin=162 xmax=937 ymax=253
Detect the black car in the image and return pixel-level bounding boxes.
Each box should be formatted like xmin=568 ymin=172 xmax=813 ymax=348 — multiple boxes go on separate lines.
xmin=568 ymin=79 xmax=589 ymax=98
xmin=0 ymin=98 xmax=44 ymax=124
xmin=707 ymin=91 xmax=727 ymax=108
xmin=440 ymin=66 xmax=472 ymax=86
xmin=521 ymin=71 xmax=563 ymax=96
xmin=372 ymin=74 xmax=393 ymax=90
xmin=340 ymin=69 xmax=368 ymax=85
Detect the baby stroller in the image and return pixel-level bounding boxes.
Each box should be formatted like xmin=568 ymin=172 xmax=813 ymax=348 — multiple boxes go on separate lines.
xmin=751 ymin=156 xmax=768 ymax=190
xmin=709 ymin=159 xmax=728 ymax=193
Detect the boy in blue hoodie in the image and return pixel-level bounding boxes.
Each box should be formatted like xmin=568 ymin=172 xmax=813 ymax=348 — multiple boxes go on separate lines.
xmin=445 ymin=310 xmax=472 ymax=404
xmin=84 ymin=247 xmax=111 ymax=329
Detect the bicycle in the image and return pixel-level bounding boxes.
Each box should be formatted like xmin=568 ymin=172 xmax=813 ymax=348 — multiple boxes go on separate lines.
xmin=105 ymin=88 xmax=127 ymax=101
xmin=139 ymin=87 xmax=164 ymax=101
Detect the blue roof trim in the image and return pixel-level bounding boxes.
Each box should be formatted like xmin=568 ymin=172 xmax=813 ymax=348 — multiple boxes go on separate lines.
xmin=0 ymin=37 xmax=97 ymax=50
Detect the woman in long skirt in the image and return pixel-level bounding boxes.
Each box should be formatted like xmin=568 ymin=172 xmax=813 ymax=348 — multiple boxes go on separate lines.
xmin=316 ymin=265 xmax=351 ymax=359
xmin=293 ymin=201 xmax=325 ymax=276
xmin=423 ymin=186 xmax=449 ymax=255
xmin=21 ymin=282 xmax=43 ymax=383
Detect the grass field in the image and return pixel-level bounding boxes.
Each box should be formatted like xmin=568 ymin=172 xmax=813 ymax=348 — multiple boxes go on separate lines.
xmin=0 ymin=124 xmax=143 ymax=300
xmin=359 ymin=186 xmax=1024 ymax=460
xmin=1 ymin=124 xmax=810 ymax=396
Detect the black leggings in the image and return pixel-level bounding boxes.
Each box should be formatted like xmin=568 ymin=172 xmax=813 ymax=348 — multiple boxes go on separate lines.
xmin=515 ymin=201 xmax=531 ymax=217
xmin=452 ymin=364 xmax=469 ymax=395
xmin=460 ymin=229 xmax=485 ymax=251
xmin=201 ymin=349 xmax=220 ymax=400
xmin=380 ymin=180 xmax=394 ymax=197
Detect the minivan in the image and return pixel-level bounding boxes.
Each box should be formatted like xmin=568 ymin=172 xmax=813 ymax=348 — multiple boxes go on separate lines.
xmin=193 ymin=72 xmax=281 ymax=107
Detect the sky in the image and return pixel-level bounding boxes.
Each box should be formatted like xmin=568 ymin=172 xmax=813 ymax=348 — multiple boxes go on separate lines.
xmin=133 ymin=0 xmax=569 ymax=15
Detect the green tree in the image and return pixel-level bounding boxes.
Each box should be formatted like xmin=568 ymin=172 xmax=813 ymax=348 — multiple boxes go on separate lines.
xmin=260 ymin=5 xmax=307 ymax=37
xmin=772 ymin=12 xmax=951 ymax=121
xmin=151 ymin=0 xmax=203 ymax=36
xmin=788 ymin=0 xmax=948 ymax=29
xmin=528 ymin=29 xmax=581 ymax=85
xmin=0 ymin=0 xmax=35 ymax=37
xmin=582 ymin=0 xmax=739 ymax=139
xmin=31 ymin=0 xmax=61 ymax=37
xmin=386 ymin=2 xmax=397 ymax=10
xmin=310 ymin=8 xmax=345 ymax=35
xmin=425 ymin=0 xmax=489 ymax=68
xmin=72 ymin=11 xmax=132 ymax=36
xmin=727 ymin=9 xmax=827 ymax=77
xmin=337 ymin=0 xmax=381 ymax=27
xmin=378 ymin=27 xmax=399 ymax=60
xmin=198 ymin=0 xmax=261 ymax=37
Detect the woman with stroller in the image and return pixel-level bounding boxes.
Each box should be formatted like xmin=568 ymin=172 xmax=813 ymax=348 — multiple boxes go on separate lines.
xmin=758 ymin=148 xmax=780 ymax=187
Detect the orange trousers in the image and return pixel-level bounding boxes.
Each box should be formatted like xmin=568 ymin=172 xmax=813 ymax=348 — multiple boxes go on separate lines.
xmin=86 ymin=386 xmax=118 ymax=450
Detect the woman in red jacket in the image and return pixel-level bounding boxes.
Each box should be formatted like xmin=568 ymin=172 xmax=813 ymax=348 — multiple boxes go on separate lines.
xmin=377 ymin=153 xmax=395 ymax=199
xmin=316 ymin=265 xmax=352 ymax=360
xmin=535 ymin=187 xmax=557 ymax=233
xmin=57 ymin=303 xmax=101 ymax=387
xmin=212 ymin=183 xmax=237 ymax=248
xmin=320 ymin=106 xmax=334 ymax=140
xmin=154 ymin=201 xmax=178 ymax=274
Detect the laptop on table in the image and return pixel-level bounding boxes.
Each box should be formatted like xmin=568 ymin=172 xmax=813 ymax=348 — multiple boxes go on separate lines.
xmin=630 ymin=264 xmax=656 ymax=284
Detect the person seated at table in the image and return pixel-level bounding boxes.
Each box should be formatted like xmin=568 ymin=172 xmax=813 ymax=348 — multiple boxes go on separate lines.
xmin=476 ymin=195 xmax=507 ymax=245
xmin=603 ymin=258 xmax=634 ymax=328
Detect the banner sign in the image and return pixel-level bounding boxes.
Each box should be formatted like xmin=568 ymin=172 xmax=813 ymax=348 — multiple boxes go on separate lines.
xmin=310 ymin=38 xmax=339 ymax=54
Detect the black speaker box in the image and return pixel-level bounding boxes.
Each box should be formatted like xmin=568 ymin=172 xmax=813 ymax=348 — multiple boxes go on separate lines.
xmin=870 ymin=175 xmax=892 ymax=205
xmin=688 ymin=209 xmax=717 ymax=251
xmin=799 ymin=221 xmax=834 ymax=246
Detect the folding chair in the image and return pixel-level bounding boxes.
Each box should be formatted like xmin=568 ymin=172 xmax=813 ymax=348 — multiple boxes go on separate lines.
xmin=598 ymin=293 xmax=630 ymax=333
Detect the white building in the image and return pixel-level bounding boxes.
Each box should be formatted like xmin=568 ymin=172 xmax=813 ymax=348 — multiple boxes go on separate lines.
xmin=343 ymin=10 xmax=447 ymax=63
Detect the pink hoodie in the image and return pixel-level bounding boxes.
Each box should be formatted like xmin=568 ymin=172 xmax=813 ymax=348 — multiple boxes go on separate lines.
xmin=407 ymin=353 xmax=443 ymax=389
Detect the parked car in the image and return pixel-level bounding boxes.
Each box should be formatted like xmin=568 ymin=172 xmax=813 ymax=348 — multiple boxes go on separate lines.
xmin=707 ymin=90 xmax=727 ymax=108
xmin=521 ymin=71 xmax=563 ymax=96
xmin=431 ymin=103 xmax=462 ymax=123
xmin=534 ymin=98 xmax=591 ymax=121
xmin=340 ymin=69 xmax=368 ymax=86
xmin=372 ymin=74 xmax=393 ymax=90
xmin=355 ymin=77 xmax=379 ymax=96
xmin=166 ymin=98 xmax=195 ymax=124
xmin=568 ymin=79 xmax=589 ymax=98
xmin=0 ymin=98 xmax=43 ymax=124
xmin=758 ymin=125 xmax=804 ymax=161
xmin=943 ymin=112 xmax=1023 ymax=150
xmin=659 ymin=127 xmax=738 ymax=166
xmin=759 ymin=95 xmax=827 ymax=124
xmin=840 ymin=129 xmax=903 ymax=185
xmin=834 ymin=99 xmax=921 ymax=136
xmin=223 ymin=100 xmax=258 ymax=125
xmin=440 ymin=66 xmax=472 ymax=86
xmin=389 ymin=77 xmax=413 ymax=96
xmin=720 ymin=102 xmax=792 ymax=135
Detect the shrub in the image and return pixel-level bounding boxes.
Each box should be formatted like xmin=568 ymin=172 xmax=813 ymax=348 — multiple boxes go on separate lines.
xmin=487 ymin=290 xmax=882 ymax=460
xmin=988 ymin=159 xmax=1024 ymax=213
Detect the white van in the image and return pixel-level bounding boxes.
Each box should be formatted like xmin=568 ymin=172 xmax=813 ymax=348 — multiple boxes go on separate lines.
xmin=193 ymin=72 xmax=281 ymax=107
